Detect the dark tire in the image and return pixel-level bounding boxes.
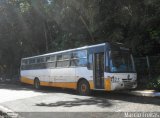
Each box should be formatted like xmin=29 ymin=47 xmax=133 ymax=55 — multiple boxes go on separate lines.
xmin=77 ymin=80 xmax=90 ymax=96
xmin=34 ymin=78 xmax=41 ymax=89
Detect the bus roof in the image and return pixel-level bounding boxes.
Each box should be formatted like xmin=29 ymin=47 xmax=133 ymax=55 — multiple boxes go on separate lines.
xmin=22 ymin=43 xmax=106 ymax=60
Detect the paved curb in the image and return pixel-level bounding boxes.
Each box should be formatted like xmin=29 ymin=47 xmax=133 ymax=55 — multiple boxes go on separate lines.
xmin=0 ymin=105 xmax=19 ymax=118
xmin=123 ymin=90 xmax=160 ymax=98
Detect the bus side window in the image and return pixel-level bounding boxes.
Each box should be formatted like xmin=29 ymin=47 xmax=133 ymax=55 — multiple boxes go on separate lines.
xmin=56 ymin=54 xmax=63 ymax=67
xmin=46 ymin=56 xmax=51 ymax=62
xmin=29 ymin=59 xmax=35 ymax=64
xmin=105 ymin=52 xmax=110 ymax=72
xmin=71 ymin=52 xmax=77 ymax=67
xmin=88 ymin=54 xmax=93 ymax=70
xmin=62 ymin=53 xmax=70 ymax=67
xmin=50 ymin=55 xmax=55 ymax=62
xmin=77 ymin=50 xmax=87 ymax=58
xmin=78 ymin=58 xmax=87 ymax=66
xmin=46 ymin=56 xmax=55 ymax=68
xmin=71 ymin=51 xmax=87 ymax=67
xmin=37 ymin=58 xmax=41 ymax=63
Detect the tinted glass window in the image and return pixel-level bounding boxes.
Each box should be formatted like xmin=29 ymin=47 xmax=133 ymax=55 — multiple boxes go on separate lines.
xmin=37 ymin=58 xmax=41 ymax=63
xmin=110 ymin=51 xmax=134 ymax=72
xmin=46 ymin=55 xmax=55 ymax=62
xmin=77 ymin=50 xmax=87 ymax=58
xmin=46 ymin=56 xmax=51 ymax=62
xmin=46 ymin=62 xmax=55 ymax=68
xmin=71 ymin=59 xmax=78 ymax=66
xmin=57 ymin=55 xmax=62 ymax=61
xmin=57 ymin=61 xmax=62 ymax=67
xmin=71 ymin=50 xmax=87 ymax=59
xmin=71 ymin=59 xmax=87 ymax=67
xmin=79 ymin=58 xmax=87 ymax=66
xmin=37 ymin=57 xmax=45 ymax=63
xmin=29 ymin=59 xmax=35 ymax=64
xmin=88 ymin=54 xmax=93 ymax=69
xmin=63 ymin=53 xmax=70 ymax=60
xmin=40 ymin=57 xmax=45 ymax=63
xmin=62 ymin=60 xmax=70 ymax=67
xmin=50 ymin=55 xmax=55 ymax=61
xmin=72 ymin=52 xmax=78 ymax=59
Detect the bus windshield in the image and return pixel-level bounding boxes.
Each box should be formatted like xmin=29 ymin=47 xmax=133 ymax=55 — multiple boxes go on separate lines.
xmin=109 ymin=50 xmax=135 ymax=73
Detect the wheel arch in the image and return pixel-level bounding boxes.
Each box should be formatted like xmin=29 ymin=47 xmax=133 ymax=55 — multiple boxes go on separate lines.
xmin=33 ymin=77 xmax=40 ymax=84
xmin=77 ymin=78 xmax=90 ymax=89
xmin=34 ymin=77 xmax=39 ymax=81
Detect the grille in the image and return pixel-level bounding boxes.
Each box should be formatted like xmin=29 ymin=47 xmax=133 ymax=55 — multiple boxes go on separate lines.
xmin=123 ymin=81 xmax=134 ymax=88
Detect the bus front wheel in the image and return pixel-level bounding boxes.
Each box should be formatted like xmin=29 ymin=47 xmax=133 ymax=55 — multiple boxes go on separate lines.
xmin=77 ymin=80 xmax=90 ymax=96
xmin=34 ymin=78 xmax=41 ymax=89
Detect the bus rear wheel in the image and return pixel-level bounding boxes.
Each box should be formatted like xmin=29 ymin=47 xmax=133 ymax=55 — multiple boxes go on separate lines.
xmin=34 ymin=78 xmax=41 ymax=89
xmin=77 ymin=80 xmax=90 ymax=96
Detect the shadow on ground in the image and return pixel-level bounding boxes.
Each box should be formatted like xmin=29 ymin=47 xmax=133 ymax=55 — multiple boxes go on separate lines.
xmin=35 ymin=90 xmax=160 ymax=108
xmin=36 ymin=88 xmax=160 ymax=108
xmin=0 ymin=83 xmax=160 ymax=107
xmin=36 ymin=97 xmax=112 ymax=108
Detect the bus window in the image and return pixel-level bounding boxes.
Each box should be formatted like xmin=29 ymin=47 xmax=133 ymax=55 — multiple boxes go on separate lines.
xmin=57 ymin=54 xmax=62 ymax=61
xmin=71 ymin=59 xmax=77 ymax=66
xmin=78 ymin=58 xmax=87 ymax=66
xmin=62 ymin=53 xmax=70 ymax=67
xmin=50 ymin=55 xmax=55 ymax=62
xmin=46 ymin=55 xmax=55 ymax=68
xmin=63 ymin=53 xmax=70 ymax=60
xmin=71 ymin=52 xmax=78 ymax=59
xmin=37 ymin=58 xmax=41 ymax=63
xmin=46 ymin=56 xmax=51 ymax=62
xmin=71 ymin=58 xmax=87 ymax=67
xmin=110 ymin=51 xmax=134 ymax=72
xmin=71 ymin=58 xmax=87 ymax=66
xmin=77 ymin=50 xmax=87 ymax=58
xmin=71 ymin=50 xmax=87 ymax=59
xmin=56 ymin=54 xmax=63 ymax=67
xmin=88 ymin=54 xmax=93 ymax=69
xmin=40 ymin=57 xmax=45 ymax=63
xmin=29 ymin=59 xmax=35 ymax=64
xmin=71 ymin=50 xmax=87 ymax=67
xmin=61 ymin=60 xmax=70 ymax=67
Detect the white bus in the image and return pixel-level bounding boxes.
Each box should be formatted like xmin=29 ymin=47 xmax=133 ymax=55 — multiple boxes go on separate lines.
xmin=20 ymin=42 xmax=137 ymax=95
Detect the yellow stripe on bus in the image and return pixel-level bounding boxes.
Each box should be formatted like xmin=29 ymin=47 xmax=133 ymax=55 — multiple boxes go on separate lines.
xmin=20 ymin=76 xmax=95 ymax=90
xmin=105 ymin=77 xmax=111 ymax=91
xmin=21 ymin=76 xmax=77 ymax=89
xmin=89 ymin=81 xmax=94 ymax=90
xmin=21 ymin=76 xmax=34 ymax=85
xmin=40 ymin=81 xmax=77 ymax=89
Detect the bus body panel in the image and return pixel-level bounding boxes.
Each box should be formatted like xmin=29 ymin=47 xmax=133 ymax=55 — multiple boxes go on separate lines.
xmin=20 ymin=42 xmax=137 ymax=91
xmin=75 ymin=67 xmax=94 ymax=89
xmin=104 ymin=73 xmax=137 ymax=91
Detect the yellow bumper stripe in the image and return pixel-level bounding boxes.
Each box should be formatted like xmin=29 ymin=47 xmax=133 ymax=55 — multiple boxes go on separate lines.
xmin=105 ymin=78 xmax=111 ymax=91
xmin=21 ymin=76 xmax=34 ymax=85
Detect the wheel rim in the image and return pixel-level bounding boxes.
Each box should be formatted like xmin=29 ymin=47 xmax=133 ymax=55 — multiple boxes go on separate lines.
xmin=81 ymin=84 xmax=87 ymax=92
xmin=35 ymin=80 xmax=39 ymax=89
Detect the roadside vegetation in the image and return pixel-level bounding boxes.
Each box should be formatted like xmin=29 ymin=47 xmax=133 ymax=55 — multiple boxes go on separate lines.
xmin=0 ymin=0 xmax=160 ymax=89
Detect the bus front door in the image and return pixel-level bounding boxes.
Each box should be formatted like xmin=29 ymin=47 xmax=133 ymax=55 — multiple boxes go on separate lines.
xmin=93 ymin=52 xmax=104 ymax=89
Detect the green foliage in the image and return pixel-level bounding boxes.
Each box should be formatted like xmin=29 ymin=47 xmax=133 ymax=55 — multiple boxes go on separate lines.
xmin=147 ymin=76 xmax=160 ymax=91
xmin=0 ymin=0 xmax=160 ymax=78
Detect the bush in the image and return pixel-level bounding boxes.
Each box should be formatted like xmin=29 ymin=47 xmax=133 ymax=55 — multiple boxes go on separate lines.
xmin=147 ymin=76 xmax=160 ymax=91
